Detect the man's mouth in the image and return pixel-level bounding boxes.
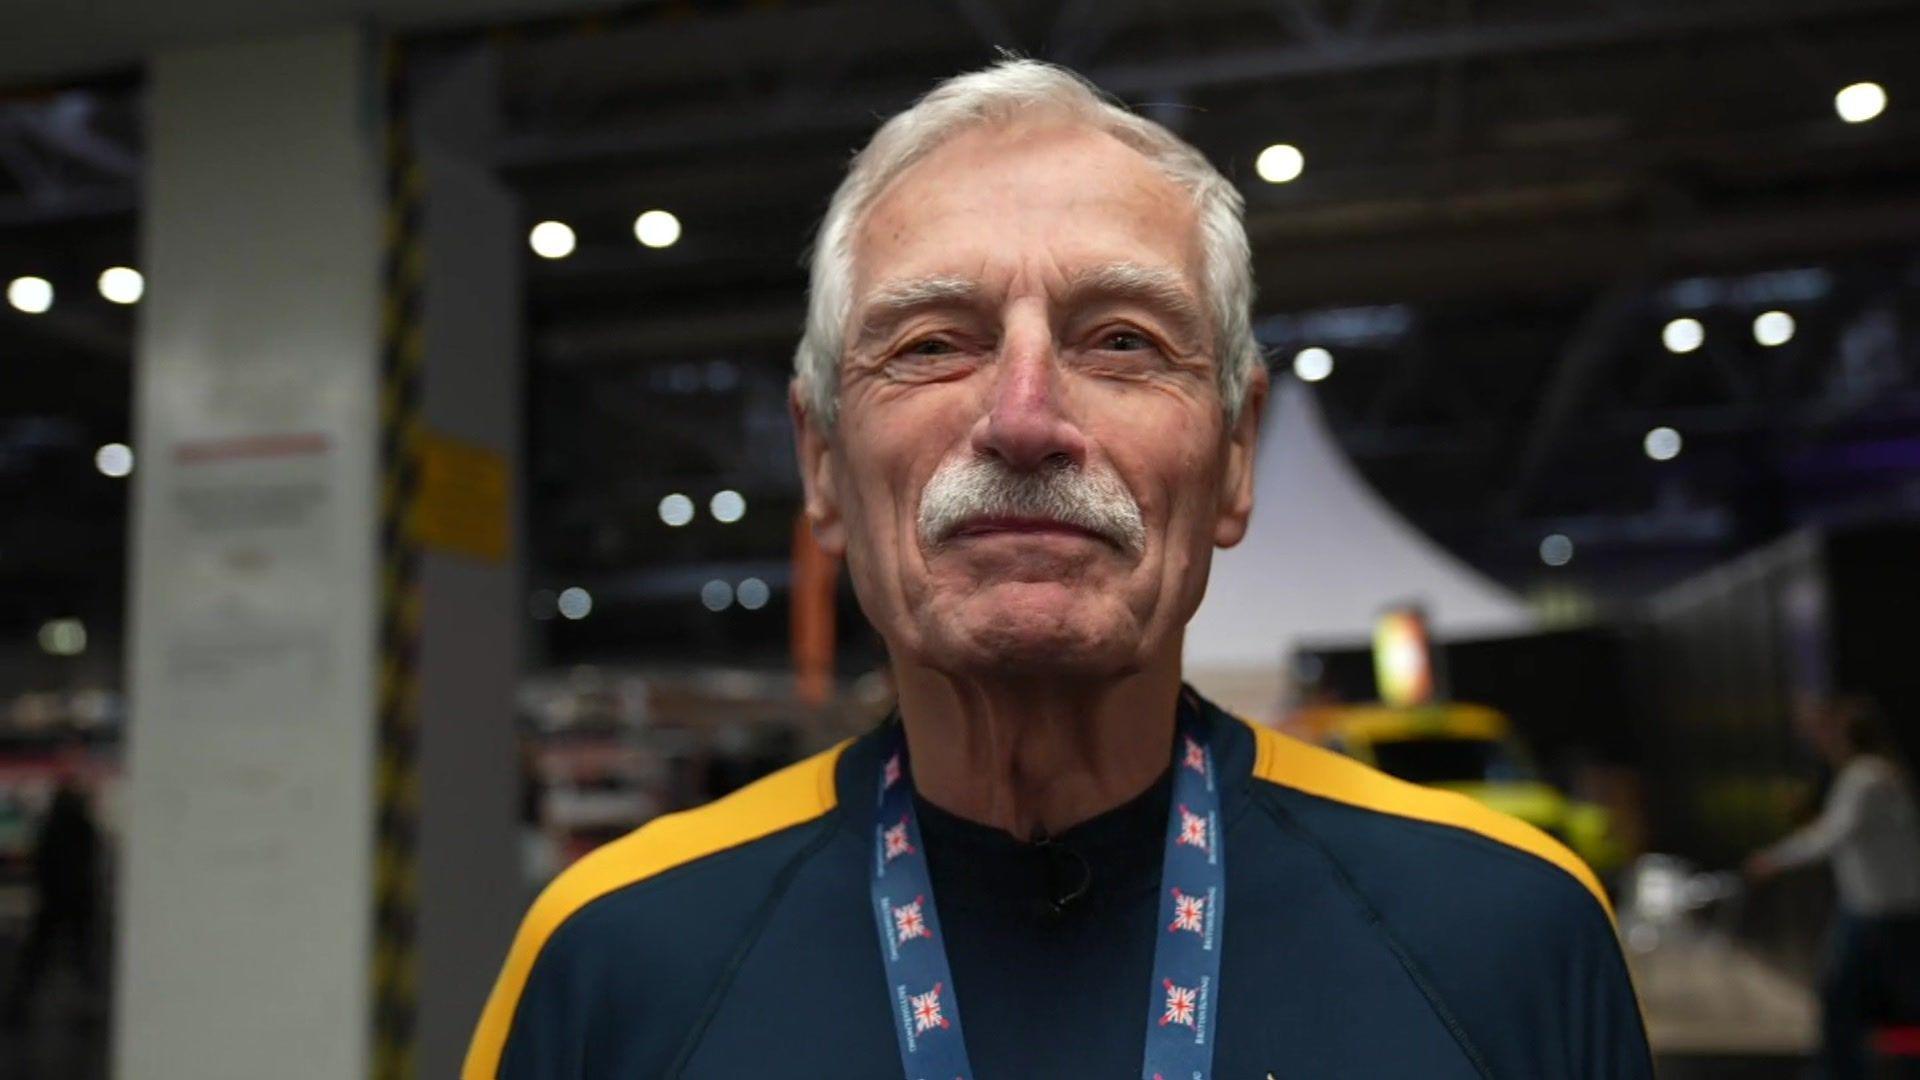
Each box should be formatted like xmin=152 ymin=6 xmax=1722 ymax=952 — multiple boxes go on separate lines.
xmin=947 ymin=515 xmax=1111 ymax=546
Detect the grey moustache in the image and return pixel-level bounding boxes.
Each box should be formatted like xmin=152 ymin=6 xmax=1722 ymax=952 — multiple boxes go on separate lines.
xmin=917 ymin=455 xmax=1147 ymax=555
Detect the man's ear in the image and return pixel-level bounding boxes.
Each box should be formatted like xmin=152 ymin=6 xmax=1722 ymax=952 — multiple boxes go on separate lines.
xmin=789 ymin=381 xmax=847 ymax=557
xmin=1212 ymin=361 xmax=1268 ymax=549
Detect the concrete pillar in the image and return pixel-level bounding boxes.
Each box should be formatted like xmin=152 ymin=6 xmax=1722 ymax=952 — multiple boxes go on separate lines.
xmin=116 ymin=27 xmax=521 ymax=1079
xmin=407 ymin=46 xmax=525 ymax=1079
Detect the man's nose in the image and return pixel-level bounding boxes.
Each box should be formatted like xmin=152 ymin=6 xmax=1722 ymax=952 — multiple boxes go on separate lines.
xmin=970 ymin=325 xmax=1089 ymax=472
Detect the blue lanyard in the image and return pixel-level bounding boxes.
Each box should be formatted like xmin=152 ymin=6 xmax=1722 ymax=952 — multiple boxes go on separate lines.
xmin=868 ymin=704 xmax=1226 ymax=1080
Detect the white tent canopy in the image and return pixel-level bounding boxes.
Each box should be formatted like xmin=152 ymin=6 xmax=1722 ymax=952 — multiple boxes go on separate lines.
xmin=1185 ymin=380 xmax=1533 ymax=719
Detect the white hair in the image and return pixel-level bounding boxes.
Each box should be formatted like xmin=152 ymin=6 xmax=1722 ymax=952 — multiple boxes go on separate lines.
xmin=793 ymin=58 xmax=1257 ymax=426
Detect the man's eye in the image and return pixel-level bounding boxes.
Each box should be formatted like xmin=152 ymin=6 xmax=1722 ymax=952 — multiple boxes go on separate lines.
xmin=1098 ymin=329 xmax=1153 ymax=352
xmin=903 ymin=338 xmax=958 ymax=357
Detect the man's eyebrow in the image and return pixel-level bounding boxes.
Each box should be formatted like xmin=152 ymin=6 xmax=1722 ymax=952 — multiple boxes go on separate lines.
xmin=853 ymin=276 xmax=981 ymax=344
xmin=850 ymin=265 xmax=1209 ymax=348
xmin=1062 ymin=263 xmax=1208 ymax=341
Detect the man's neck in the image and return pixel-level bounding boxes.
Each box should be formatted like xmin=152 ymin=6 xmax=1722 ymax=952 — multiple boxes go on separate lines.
xmin=891 ymin=651 xmax=1183 ymax=838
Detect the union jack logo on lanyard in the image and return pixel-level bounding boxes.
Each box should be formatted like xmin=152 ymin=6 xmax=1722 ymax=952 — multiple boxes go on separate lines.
xmin=1176 ymin=805 xmax=1209 ymax=852
xmin=894 ymin=895 xmax=932 ymax=944
xmin=1160 ymin=980 xmax=1199 ymax=1028
xmin=882 ymin=817 xmax=916 ymax=862
xmin=1169 ymin=888 xmax=1206 ymax=934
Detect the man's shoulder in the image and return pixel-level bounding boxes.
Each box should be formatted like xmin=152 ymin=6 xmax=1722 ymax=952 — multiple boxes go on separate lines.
xmin=1239 ymin=721 xmax=1650 ymax=1076
xmin=547 ymin=735 xmax=846 ymax=920
xmin=1241 ymin=720 xmax=1612 ymax=920
xmin=463 ymin=739 xmax=850 ymax=1080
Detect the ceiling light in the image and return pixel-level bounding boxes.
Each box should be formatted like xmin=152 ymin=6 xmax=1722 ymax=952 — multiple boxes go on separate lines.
xmin=557 ymin=586 xmax=593 ymax=620
xmin=529 ymin=220 xmax=576 ymax=259
xmin=709 ymin=489 xmax=746 ymax=524
xmin=1292 ymin=346 xmax=1333 ymax=382
xmin=634 ymin=209 xmax=681 ymax=249
xmin=38 ymin=618 xmax=87 ymax=656
xmin=95 ymin=443 xmax=133 ymax=477
xmin=737 ymin=578 xmax=770 ymax=610
xmin=1256 ymin=144 xmax=1305 ymax=184
xmin=1835 ymin=81 xmax=1887 ymax=124
xmin=658 ymin=493 xmax=694 ymax=527
xmin=1643 ymin=426 xmax=1683 ymax=462
xmin=1539 ymin=534 xmax=1574 ymax=567
xmin=1661 ymin=317 xmax=1704 ymax=354
xmin=98 ymin=266 xmax=144 ymax=304
xmin=7 ymin=275 xmax=52 ymax=314
xmin=1752 ymin=310 xmax=1795 ymax=347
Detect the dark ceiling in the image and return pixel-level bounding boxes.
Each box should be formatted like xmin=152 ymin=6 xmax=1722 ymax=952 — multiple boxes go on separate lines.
xmin=4 ymin=0 xmax=1919 ymax=671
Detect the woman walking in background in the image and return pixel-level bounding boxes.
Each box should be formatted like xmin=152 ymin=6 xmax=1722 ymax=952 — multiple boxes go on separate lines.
xmin=1746 ymin=696 xmax=1920 ymax=1080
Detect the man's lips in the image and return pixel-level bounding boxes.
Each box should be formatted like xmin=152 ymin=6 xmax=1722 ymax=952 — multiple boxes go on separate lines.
xmin=947 ymin=515 xmax=1110 ymax=545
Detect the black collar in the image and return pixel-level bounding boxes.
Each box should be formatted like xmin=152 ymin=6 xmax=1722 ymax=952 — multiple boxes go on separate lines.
xmin=832 ymin=687 xmax=1257 ymax=922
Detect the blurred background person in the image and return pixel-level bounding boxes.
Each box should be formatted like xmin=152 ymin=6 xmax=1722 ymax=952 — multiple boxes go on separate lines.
xmin=3 ymin=771 xmax=104 ymax=1028
xmin=1745 ymin=696 xmax=1920 ymax=1080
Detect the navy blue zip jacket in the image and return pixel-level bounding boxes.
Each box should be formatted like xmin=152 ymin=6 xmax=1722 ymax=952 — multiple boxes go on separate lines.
xmin=466 ymin=692 xmax=1651 ymax=1078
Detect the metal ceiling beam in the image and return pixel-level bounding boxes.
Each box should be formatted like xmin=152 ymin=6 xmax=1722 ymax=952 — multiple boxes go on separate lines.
xmin=511 ymin=150 xmax=851 ymax=217
xmin=539 ymin=302 xmax=806 ymax=363
xmin=500 ymin=0 xmax=964 ymax=103
xmin=0 ymin=307 xmax=131 ymax=360
xmin=529 ymin=188 xmax=1920 ymax=364
xmin=12 ymin=94 xmax=139 ymax=177
xmin=1252 ymin=190 xmax=1920 ymax=308
xmin=1091 ymin=0 xmax=1918 ymax=96
xmin=0 ymin=183 xmax=134 ymax=226
xmin=497 ymin=0 xmax=1919 ymax=166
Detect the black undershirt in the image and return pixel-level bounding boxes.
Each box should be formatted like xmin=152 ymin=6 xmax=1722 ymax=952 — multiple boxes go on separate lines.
xmin=912 ymin=767 xmax=1175 ymax=1077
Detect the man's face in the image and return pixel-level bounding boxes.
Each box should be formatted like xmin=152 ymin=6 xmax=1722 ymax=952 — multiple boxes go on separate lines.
xmin=794 ymin=121 xmax=1264 ymax=679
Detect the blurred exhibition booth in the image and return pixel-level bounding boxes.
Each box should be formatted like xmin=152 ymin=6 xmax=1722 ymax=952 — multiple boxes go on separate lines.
xmin=3 ymin=1 xmax=1920 ymax=1078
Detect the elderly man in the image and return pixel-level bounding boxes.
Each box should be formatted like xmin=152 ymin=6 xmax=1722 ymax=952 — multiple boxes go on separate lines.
xmin=465 ymin=60 xmax=1650 ymax=1079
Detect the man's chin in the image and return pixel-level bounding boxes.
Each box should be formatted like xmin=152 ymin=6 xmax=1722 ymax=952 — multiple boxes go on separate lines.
xmin=921 ymin=595 xmax=1137 ymax=677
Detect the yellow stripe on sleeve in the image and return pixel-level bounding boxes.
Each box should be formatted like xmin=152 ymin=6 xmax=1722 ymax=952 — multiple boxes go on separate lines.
xmin=1246 ymin=720 xmax=1613 ymax=919
xmin=461 ymin=739 xmax=849 ymax=1079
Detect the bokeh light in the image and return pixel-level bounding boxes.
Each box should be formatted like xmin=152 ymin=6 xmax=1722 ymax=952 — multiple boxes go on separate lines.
xmin=1539 ymin=534 xmax=1574 ymax=567
xmin=529 ymin=220 xmax=577 ymax=259
xmin=1752 ymin=310 xmax=1795 ymax=347
xmin=1256 ymin=143 xmax=1305 ymax=184
xmin=7 ymin=275 xmax=53 ymax=314
xmin=1292 ymin=346 xmax=1334 ymax=382
xmin=658 ymin=493 xmax=695 ymax=527
xmin=709 ymin=489 xmax=746 ymax=524
xmin=1661 ymin=317 xmax=1704 ymax=354
xmin=98 ymin=266 xmax=145 ymax=304
xmin=737 ymin=577 xmax=770 ymax=610
xmin=557 ymin=586 xmax=593 ymax=620
xmin=634 ymin=209 xmax=682 ymax=249
xmin=1835 ymin=81 xmax=1887 ymax=124
xmin=95 ymin=443 xmax=134 ymax=478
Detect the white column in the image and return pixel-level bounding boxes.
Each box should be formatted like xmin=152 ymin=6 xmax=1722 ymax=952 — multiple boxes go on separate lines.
xmin=117 ymin=28 xmax=524 ymax=1078
xmin=409 ymin=47 xmax=526 ymax=1079
xmin=116 ymin=27 xmax=384 ymax=1079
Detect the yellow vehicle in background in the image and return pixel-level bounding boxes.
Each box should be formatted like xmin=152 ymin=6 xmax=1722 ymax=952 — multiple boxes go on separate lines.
xmin=1292 ymin=702 xmax=1624 ymax=875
